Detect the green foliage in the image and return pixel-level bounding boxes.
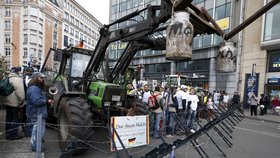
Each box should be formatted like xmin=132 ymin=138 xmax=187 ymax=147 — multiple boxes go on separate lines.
xmin=0 ymin=56 xmax=8 ymax=80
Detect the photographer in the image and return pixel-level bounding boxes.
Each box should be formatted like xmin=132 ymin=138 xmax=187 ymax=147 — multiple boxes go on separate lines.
xmin=249 ymin=92 xmax=258 ymax=116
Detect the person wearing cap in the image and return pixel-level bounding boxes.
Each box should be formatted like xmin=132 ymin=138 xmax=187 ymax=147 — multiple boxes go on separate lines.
xmin=20 ymin=67 xmax=34 ymax=136
xmin=25 ymin=72 xmax=52 ymax=151
xmin=0 ymin=70 xmax=25 ymax=140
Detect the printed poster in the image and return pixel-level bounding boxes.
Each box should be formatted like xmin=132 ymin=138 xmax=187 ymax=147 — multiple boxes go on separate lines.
xmin=110 ymin=115 xmax=149 ymax=151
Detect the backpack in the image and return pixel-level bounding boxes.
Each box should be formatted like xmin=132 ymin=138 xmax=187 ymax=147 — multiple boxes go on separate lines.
xmin=148 ymin=94 xmax=161 ymax=110
xmin=0 ymin=77 xmax=14 ymax=96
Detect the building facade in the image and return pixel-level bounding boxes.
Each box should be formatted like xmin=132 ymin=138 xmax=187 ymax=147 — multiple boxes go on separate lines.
xmin=239 ymin=0 xmax=280 ymax=104
xmin=0 ymin=0 xmax=63 ymax=69
xmin=109 ymin=0 xmax=235 ymax=93
xmin=0 ymin=0 xmax=102 ymax=70
xmin=61 ymin=0 xmax=102 ymax=50
xmin=109 ymin=0 xmax=280 ymax=101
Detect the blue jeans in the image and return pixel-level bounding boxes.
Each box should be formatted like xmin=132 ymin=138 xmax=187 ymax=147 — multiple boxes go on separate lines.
xmin=167 ymin=112 xmax=176 ymax=135
xmin=5 ymin=106 xmax=21 ymax=138
xmin=31 ymin=118 xmax=46 ymax=151
xmin=185 ymin=109 xmax=197 ymax=130
xmin=150 ymin=112 xmax=162 ymax=138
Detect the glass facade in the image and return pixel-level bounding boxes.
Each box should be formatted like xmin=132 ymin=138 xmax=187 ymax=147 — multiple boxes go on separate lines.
xmin=192 ymin=0 xmax=231 ymax=49
xmin=109 ymin=0 xmax=233 ymax=83
xmin=264 ymin=3 xmax=280 ymax=41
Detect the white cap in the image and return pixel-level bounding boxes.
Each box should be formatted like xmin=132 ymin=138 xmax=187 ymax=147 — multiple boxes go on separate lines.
xmin=181 ymin=85 xmax=187 ymax=89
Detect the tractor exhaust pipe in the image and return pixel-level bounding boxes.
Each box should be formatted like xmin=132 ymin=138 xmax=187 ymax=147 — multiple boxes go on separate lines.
xmin=49 ymin=86 xmax=58 ymax=95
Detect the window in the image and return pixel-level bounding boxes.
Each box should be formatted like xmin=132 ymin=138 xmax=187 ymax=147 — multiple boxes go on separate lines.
xmin=5 ymin=20 xmax=11 ymax=30
xmin=64 ymin=24 xmax=69 ymax=33
xmin=69 ymin=38 xmax=74 ymax=46
xmin=30 ymin=48 xmax=36 ymax=57
xmin=80 ymin=33 xmax=83 ymax=40
xmin=53 ymin=30 xmax=57 ymax=40
xmin=80 ymin=23 xmax=84 ymax=30
xmin=38 ymin=50 xmax=42 ymax=60
xmin=30 ymin=21 xmax=37 ymax=30
xmin=264 ymin=3 xmax=280 ymax=41
xmin=39 ymin=23 xmax=43 ymax=32
xmin=85 ymin=26 xmax=88 ymax=33
xmin=133 ymin=0 xmax=138 ymax=7
xmin=203 ymin=35 xmax=212 ymax=47
xmin=30 ymin=34 xmax=37 ymax=43
xmin=268 ymin=52 xmax=280 ymax=72
xmin=5 ymin=47 xmax=11 ymax=56
xmin=38 ymin=36 xmax=42 ymax=45
xmin=112 ymin=5 xmax=118 ymax=14
xmin=64 ymin=12 xmax=69 ymax=20
xmin=70 ymin=27 xmax=74 ymax=35
xmin=24 ymin=48 xmax=28 ymax=57
xmin=30 ymin=7 xmax=38 ymax=16
xmin=120 ymin=2 xmax=127 ymax=11
xmin=177 ymin=59 xmax=210 ymax=72
xmin=64 ymin=35 xmax=68 ymax=46
xmin=75 ymin=19 xmax=79 ymax=27
xmin=215 ymin=3 xmax=231 ymax=20
xmin=53 ymin=21 xmax=58 ymax=28
xmin=193 ymin=36 xmax=202 ymax=48
xmin=84 ymin=35 xmax=87 ymax=43
xmin=5 ymin=34 xmax=11 ymax=43
xmin=5 ymin=0 xmax=12 ymax=4
xmin=24 ymin=20 xmax=28 ymax=29
xmin=23 ymin=34 xmax=28 ymax=43
xmin=75 ymin=30 xmax=79 ymax=38
xmin=70 ymin=16 xmax=74 ymax=23
xmin=38 ymin=0 xmax=43 ymax=8
xmin=5 ymin=7 xmax=11 ymax=17
xmin=39 ymin=10 xmax=43 ymax=19
xmin=53 ymin=42 xmax=57 ymax=49
xmin=24 ymin=7 xmax=28 ymax=15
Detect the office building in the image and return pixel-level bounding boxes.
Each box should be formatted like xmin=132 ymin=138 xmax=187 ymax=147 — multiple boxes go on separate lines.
xmin=0 ymin=0 xmax=102 ymax=70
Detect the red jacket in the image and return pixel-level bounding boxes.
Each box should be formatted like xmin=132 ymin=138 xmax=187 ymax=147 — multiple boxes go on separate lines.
xmin=272 ymin=98 xmax=280 ymax=107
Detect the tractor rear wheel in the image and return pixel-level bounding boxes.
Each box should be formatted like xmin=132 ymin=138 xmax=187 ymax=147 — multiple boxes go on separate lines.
xmin=58 ymin=97 xmax=94 ymax=154
xmin=134 ymin=99 xmax=149 ymax=115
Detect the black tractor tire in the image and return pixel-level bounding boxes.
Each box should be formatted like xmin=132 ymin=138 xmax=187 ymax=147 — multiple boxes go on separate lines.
xmin=134 ymin=99 xmax=149 ymax=115
xmin=58 ymin=97 xmax=94 ymax=155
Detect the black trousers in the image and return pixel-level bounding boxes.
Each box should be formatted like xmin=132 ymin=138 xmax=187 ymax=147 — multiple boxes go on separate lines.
xmin=250 ymin=105 xmax=257 ymax=116
xmin=5 ymin=106 xmax=21 ymax=138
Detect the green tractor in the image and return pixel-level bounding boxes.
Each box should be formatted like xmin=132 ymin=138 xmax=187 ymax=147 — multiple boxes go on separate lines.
xmin=41 ymin=0 xmax=256 ymax=154
xmin=41 ymin=47 xmax=148 ymax=153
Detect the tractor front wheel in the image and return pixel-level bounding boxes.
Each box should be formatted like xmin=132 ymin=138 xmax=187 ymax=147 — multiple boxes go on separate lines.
xmin=58 ymin=97 xmax=94 ymax=154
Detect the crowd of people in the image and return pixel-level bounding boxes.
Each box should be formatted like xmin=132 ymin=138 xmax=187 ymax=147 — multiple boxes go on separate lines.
xmin=0 ymin=67 xmax=51 ymax=151
xmin=127 ymin=83 xmax=241 ymax=138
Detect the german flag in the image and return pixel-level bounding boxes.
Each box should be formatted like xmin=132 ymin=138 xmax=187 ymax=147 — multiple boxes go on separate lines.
xmin=128 ymin=137 xmax=136 ymax=145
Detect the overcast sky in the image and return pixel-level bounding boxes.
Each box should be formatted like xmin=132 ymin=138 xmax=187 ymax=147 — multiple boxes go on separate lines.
xmin=75 ymin=0 xmax=110 ymax=24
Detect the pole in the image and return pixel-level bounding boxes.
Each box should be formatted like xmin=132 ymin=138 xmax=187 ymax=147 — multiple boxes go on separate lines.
xmin=36 ymin=114 xmax=42 ymax=158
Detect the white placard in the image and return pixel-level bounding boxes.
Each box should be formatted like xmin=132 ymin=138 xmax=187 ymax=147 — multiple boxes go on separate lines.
xmin=110 ymin=115 xmax=149 ymax=151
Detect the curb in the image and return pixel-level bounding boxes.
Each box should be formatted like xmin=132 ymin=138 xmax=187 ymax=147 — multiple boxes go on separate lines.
xmin=244 ymin=115 xmax=280 ymax=124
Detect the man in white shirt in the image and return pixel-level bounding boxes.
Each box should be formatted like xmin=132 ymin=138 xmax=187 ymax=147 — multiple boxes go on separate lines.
xmin=142 ymin=84 xmax=151 ymax=105
xmin=185 ymin=88 xmax=199 ymax=133
xmin=174 ymin=85 xmax=188 ymax=134
xmin=223 ymin=92 xmax=230 ymax=107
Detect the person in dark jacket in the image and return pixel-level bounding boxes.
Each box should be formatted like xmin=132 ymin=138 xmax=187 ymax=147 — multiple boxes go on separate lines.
xmin=0 ymin=71 xmax=25 ymax=140
xmin=259 ymin=94 xmax=265 ymax=115
xmin=233 ymin=91 xmax=243 ymax=114
xmin=26 ymin=72 xmax=51 ymax=151
xmin=21 ymin=67 xmax=34 ymax=136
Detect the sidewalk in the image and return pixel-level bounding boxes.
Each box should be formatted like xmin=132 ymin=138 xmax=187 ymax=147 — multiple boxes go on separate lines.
xmin=242 ymin=109 xmax=280 ymax=124
xmin=0 ymin=110 xmax=43 ymax=158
